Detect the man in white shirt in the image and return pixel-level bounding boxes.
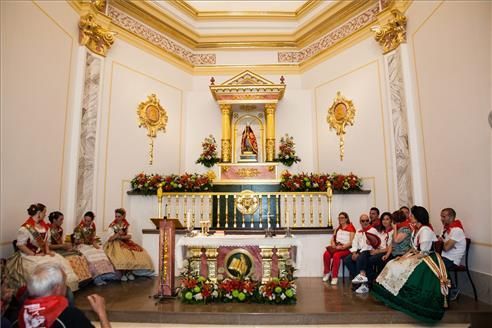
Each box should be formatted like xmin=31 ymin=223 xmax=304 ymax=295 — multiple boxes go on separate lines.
xmin=439 ymin=208 xmax=466 ymax=301
xmin=344 ymin=214 xmax=380 ymax=294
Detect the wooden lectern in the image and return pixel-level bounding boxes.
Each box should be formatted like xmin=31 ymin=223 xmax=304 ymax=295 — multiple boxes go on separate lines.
xmin=156 ymin=218 xmax=176 ymax=297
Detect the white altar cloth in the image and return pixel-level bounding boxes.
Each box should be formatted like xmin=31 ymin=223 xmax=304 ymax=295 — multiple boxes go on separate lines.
xmin=176 ymin=235 xmax=301 ymax=270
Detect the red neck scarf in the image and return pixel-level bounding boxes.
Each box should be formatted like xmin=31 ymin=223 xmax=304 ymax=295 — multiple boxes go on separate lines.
xmin=109 ymin=218 xmax=130 ymax=230
xmin=371 ymin=218 xmax=381 ymax=227
xmin=444 ymin=219 xmax=464 ymax=234
xmin=22 ymin=217 xmax=49 ymax=230
xmin=22 ymin=218 xmax=49 ymax=253
xmin=18 ymin=295 xmax=68 ymax=328
xmin=334 ymin=223 xmax=355 ymax=244
xmin=396 ymin=220 xmax=411 ymax=231
xmin=358 ymin=224 xmax=373 ymax=233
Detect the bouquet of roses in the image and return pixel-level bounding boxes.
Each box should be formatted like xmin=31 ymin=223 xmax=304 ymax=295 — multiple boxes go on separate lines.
xmin=277 ymin=134 xmax=301 ymax=167
xmin=331 ymin=172 xmax=363 ymax=191
xmin=259 ymin=277 xmax=296 ymax=304
xmin=130 ymin=173 xmax=163 ymax=193
xmin=196 ymin=135 xmax=220 ymax=168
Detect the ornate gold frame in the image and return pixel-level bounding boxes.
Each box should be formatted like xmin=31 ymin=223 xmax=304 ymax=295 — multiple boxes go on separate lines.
xmin=327 ymin=91 xmax=356 ymax=161
xmin=224 ymin=248 xmax=255 ymax=279
xmin=137 ymin=94 xmax=168 ymax=164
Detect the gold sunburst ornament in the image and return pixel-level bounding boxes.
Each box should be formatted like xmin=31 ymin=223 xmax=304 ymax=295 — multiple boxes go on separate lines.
xmin=327 ymin=91 xmax=356 ymax=161
xmin=137 ymin=94 xmax=168 ymax=164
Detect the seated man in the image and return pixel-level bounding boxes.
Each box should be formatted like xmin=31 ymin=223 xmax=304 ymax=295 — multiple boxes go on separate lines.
xmin=344 ymin=214 xmax=380 ymax=294
xmin=369 ymin=207 xmax=381 ymax=227
xmin=439 ymin=208 xmax=466 ymax=301
xmin=14 ymin=263 xmax=111 ymax=328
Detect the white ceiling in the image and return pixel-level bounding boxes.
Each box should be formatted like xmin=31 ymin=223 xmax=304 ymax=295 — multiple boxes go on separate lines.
xmin=184 ymin=1 xmax=308 ymax=13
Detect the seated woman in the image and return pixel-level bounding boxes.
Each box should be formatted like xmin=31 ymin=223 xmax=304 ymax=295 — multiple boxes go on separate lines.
xmin=367 ymin=211 xmax=394 ymax=280
xmin=5 ymin=204 xmax=79 ymax=292
xmin=48 ymin=211 xmax=92 ymax=286
xmin=104 ymin=208 xmax=154 ymax=281
xmin=322 ymin=212 xmax=355 ymax=285
xmin=372 ymin=206 xmax=449 ymax=323
xmin=73 ymin=211 xmax=118 ymax=286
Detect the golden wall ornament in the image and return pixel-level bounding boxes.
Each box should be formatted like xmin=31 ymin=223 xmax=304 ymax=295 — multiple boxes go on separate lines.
xmin=371 ymin=9 xmax=407 ymax=54
xmin=236 ymin=190 xmax=259 ymax=215
xmin=78 ymin=13 xmax=116 ymax=57
xmin=91 ymin=0 xmax=106 ymax=13
xmin=327 ymin=91 xmax=356 ymax=161
xmin=137 ymin=94 xmax=168 ymax=165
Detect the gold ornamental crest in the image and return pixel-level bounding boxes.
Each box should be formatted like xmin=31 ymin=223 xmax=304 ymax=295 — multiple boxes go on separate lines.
xmin=236 ymin=190 xmax=259 ymax=215
xmin=327 ymin=91 xmax=356 ymax=161
xmin=137 ymin=94 xmax=168 ymax=164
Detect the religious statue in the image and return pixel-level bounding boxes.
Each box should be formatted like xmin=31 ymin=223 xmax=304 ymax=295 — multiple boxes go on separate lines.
xmin=239 ymin=124 xmax=258 ymax=162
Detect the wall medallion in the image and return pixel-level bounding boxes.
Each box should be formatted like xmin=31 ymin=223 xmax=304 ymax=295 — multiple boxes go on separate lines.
xmin=137 ymin=94 xmax=168 ymax=164
xmin=327 ymin=91 xmax=356 ymax=161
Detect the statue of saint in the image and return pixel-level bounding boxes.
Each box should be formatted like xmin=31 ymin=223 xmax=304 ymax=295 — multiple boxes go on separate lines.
xmin=240 ymin=125 xmax=258 ymax=156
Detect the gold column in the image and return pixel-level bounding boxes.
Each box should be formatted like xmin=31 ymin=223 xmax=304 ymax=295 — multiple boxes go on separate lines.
xmin=220 ymin=104 xmax=232 ymax=162
xmin=264 ymin=103 xmax=276 ymax=162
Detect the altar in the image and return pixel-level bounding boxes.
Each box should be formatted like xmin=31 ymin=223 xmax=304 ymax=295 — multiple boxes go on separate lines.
xmin=176 ymin=235 xmax=300 ymax=282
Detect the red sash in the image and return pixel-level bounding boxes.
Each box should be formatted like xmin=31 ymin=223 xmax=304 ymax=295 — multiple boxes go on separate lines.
xmin=444 ymin=219 xmax=464 ymax=234
xmin=21 ymin=218 xmax=49 ymax=253
xmin=18 ymin=295 xmax=68 ymax=328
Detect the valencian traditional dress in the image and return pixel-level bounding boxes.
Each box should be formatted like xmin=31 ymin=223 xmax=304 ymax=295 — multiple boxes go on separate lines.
xmin=73 ymin=221 xmax=116 ymax=282
xmin=5 ymin=218 xmax=79 ymax=292
xmin=371 ymin=225 xmax=449 ymax=323
xmin=49 ymin=224 xmax=92 ymax=284
xmin=104 ymin=218 xmax=154 ymax=272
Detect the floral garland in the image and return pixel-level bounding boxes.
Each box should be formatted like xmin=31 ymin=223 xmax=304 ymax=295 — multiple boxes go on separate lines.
xmin=179 ymin=260 xmax=297 ymax=305
xmin=130 ymin=172 xmax=213 ymax=194
xmin=276 ymin=134 xmax=301 ymax=167
xmin=196 ymin=135 xmax=220 ymax=168
xmin=280 ymin=171 xmax=363 ymax=192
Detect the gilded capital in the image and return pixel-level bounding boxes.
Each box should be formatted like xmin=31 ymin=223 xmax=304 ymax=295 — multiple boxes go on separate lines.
xmin=79 ymin=13 xmax=116 ymax=57
xmin=219 ymin=103 xmax=232 ymax=115
xmin=372 ymin=9 xmax=407 ymax=54
xmin=264 ymin=103 xmax=277 ymax=115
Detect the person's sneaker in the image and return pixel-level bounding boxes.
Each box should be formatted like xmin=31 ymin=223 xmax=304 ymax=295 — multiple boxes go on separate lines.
xmin=449 ymin=288 xmax=461 ymax=301
xmin=127 ymin=273 xmax=135 ymax=281
xmin=355 ymin=284 xmax=370 ymax=294
xmin=352 ymin=274 xmax=368 ymax=284
xmin=330 ymin=277 xmax=338 ymax=285
xmin=322 ymin=273 xmax=331 ymax=282
xmin=120 ymin=274 xmax=128 ymax=282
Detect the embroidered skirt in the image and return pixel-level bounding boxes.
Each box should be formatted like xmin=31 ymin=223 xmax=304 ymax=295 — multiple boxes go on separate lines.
xmin=104 ymin=240 xmax=154 ymax=271
xmin=76 ymin=244 xmax=115 ymax=278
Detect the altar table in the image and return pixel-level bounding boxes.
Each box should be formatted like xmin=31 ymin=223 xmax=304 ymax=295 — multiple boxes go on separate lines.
xmin=176 ymin=235 xmax=300 ymax=282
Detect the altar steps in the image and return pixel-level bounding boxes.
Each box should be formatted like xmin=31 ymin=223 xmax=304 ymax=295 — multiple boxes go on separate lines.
xmin=75 ymin=277 xmax=491 ymax=326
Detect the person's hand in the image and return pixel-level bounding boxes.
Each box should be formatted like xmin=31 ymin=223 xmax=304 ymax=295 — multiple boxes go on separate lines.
xmin=94 ymin=243 xmax=100 ymax=249
xmin=87 ymin=294 xmax=106 ymax=316
xmin=382 ymin=254 xmax=389 ymax=261
xmin=351 ymin=253 xmax=359 ymax=261
xmin=369 ymin=249 xmax=377 ymax=256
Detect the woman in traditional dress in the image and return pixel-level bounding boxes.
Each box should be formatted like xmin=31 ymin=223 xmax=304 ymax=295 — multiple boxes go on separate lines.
xmin=73 ymin=211 xmax=117 ymax=286
xmin=5 ymin=204 xmax=79 ymax=292
xmin=104 ymin=208 xmax=154 ymax=281
xmin=48 ymin=211 xmax=92 ymax=286
xmin=372 ymin=206 xmax=449 ymax=323
xmin=322 ymin=212 xmax=355 ymax=285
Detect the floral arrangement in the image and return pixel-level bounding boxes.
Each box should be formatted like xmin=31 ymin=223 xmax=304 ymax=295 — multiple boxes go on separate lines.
xmin=196 ymin=135 xmax=220 ymax=168
xmin=130 ymin=172 xmax=212 ymax=194
xmin=276 ymin=134 xmax=301 ymax=167
xmin=178 ymin=260 xmax=297 ymax=304
xmin=259 ymin=277 xmax=297 ymax=304
xmin=280 ymin=171 xmax=363 ymax=192
xmin=217 ymin=277 xmax=259 ymax=303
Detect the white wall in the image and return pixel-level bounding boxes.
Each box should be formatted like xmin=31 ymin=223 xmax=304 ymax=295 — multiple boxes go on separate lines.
xmin=406 ymin=1 xmax=492 ymax=275
xmin=0 ymin=0 xmax=80 ymax=257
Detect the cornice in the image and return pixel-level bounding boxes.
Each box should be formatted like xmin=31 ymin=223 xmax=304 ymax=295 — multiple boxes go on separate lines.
xmin=165 ymin=0 xmax=322 ymax=20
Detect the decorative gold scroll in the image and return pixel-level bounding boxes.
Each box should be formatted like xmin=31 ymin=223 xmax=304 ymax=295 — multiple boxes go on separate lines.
xmin=137 ymin=94 xmax=168 ymax=164
xmin=327 ymin=91 xmax=356 ymax=161
xmin=78 ymin=13 xmax=115 ymax=57
xmin=371 ymin=9 xmax=407 ymax=54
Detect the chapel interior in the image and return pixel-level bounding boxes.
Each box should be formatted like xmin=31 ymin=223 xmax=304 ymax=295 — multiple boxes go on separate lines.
xmin=1 ymin=0 xmax=491 ymax=327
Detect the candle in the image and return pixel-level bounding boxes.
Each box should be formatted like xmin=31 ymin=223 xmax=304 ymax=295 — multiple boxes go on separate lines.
xmin=286 ymin=211 xmax=290 ymax=228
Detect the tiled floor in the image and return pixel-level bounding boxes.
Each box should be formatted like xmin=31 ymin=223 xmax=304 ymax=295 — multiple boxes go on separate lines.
xmin=75 ymin=277 xmax=491 ymax=326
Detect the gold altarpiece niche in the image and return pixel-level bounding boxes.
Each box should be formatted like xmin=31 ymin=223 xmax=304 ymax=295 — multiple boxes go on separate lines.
xmin=210 ymin=71 xmax=285 ymax=166
xmin=327 ymin=91 xmax=356 ymax=161
xmin=137 ymin=94 xmax=168 ymax=165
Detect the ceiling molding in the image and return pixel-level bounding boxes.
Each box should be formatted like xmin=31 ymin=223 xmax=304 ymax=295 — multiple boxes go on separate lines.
xmin=165 ymin=0 xmax=322 ymax=20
